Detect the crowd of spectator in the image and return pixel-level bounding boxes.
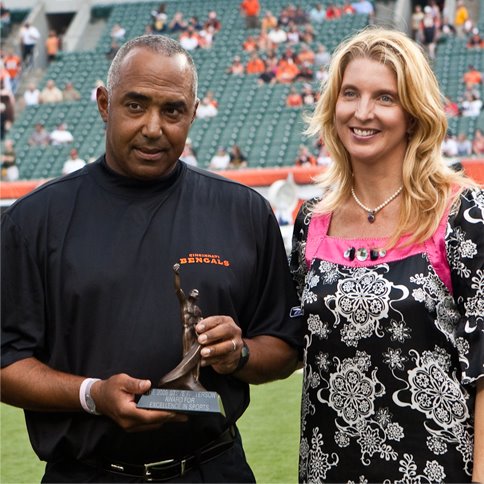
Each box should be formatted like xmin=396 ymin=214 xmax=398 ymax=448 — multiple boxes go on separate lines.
xmin=28 ymin=121 xmax=74 ymax=147
xmin=286 ymin=84 xmax=319 ymax=107
xmin=1 ymin=0 xmax=484 ymax=180
xmin=442 ymin=62 xmax=483 ymax=120
xmin=411 ymin=0 xmax=484 ymax=59
xmin=0 ymin=7 xmax=67 ymax=147
xmin=229 ymin=1 xmax=375 ymax=87
xmin=442 ymin=128 xmax=484 ymax=158
xmin=143 ymin=5 xmax=222 ymax=51
xmin=196 ymin=94 xmax=219 ymax=119
xmin=208 ymin=144 xmax=248 ymax=170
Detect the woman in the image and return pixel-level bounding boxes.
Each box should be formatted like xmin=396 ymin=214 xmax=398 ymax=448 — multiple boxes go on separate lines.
xmin=473 ymin=128 xmax=484 ymax=155
xmin=290 ymin=27 xmax=483 ymax=483
xmin=229 ymin=144 xmax=248 ymax=169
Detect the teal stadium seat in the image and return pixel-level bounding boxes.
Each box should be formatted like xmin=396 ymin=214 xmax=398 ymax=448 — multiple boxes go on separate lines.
xmin=12 ymin=0 xmax=377 ymax=177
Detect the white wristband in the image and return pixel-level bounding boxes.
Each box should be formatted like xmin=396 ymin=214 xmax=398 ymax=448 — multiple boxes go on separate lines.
xmin=79 ymin=378 xmax=101 ymax=415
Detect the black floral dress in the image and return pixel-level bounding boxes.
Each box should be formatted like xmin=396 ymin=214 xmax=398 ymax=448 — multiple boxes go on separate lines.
xmin=289 ymin=188 xmax=484 ymax=483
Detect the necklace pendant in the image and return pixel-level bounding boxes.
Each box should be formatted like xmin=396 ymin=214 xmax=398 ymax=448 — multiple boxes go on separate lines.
xmin=367 ymin=211 xmax=376 ymax=223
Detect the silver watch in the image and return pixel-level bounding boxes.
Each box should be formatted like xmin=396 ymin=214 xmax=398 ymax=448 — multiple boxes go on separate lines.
xmin=83 ymin=378 xmax=101 ymax=415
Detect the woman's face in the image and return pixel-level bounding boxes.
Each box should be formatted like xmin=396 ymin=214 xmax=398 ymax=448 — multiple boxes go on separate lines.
xmin=334 ymin=57 xmax=410 ymax=169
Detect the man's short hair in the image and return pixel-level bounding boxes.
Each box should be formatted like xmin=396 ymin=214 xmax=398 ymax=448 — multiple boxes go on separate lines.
xmin=106 ymin=34 xmax=198 ymax=100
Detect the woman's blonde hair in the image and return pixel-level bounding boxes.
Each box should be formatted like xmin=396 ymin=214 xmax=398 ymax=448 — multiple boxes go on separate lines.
xmin=307 ymin=26 xmax=474 ymax=246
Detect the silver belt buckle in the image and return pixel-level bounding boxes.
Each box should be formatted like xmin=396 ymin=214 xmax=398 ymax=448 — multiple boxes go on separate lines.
xmin=180 ymin=458 xmax=187 ymax=476
xmin=143 ymin=458 xmax=174 ymax=482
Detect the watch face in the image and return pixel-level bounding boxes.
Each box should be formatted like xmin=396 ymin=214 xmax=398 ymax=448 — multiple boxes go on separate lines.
xmin=241 ymin=345 xmax=249 ymax=358
xmin=86 ymin=394 xmax=96 ymax=413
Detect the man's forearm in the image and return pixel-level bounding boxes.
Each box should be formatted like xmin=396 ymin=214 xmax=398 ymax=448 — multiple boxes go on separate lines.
xmin=235 ymin=335 xmax=298 ymax=384
xmin=1 ymin=357 xmax=84 ymax=412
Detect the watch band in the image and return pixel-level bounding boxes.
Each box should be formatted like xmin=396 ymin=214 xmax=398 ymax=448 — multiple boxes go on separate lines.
xmin=233 ymin=340 xmax=250 ymax=373
xmin=79 ymin=378 xmax=101 ymax=415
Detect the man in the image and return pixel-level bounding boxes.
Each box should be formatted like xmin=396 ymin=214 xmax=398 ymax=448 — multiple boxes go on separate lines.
xmin=62 ymin=81 xmax=81 ymax=102
xmin=40 ymin=79 xmax=63 ymax=103
xmin=23 ymin=82 xmax=40 ymax=106
xmin=62 ymin=147 xmax=86 ymax=175
xmin=240 ymin=0 xmax=260 ymax=29
xmin=309 ymin=3 xmax=326 ymax=24
xmin=351 ymin=0 xmax=374 ymax=18
xmin=1 ymin=138 xmax=18 ymax=181
xmin=195 ymin=96 xmax=218 ymax=119
xmin=49 ymin=122 xmax=74 ymax=145
xmin=1 ymin=35 xmax=302 ymax=482
xmin=19 ymin=22 xmax=40 ymax=66
xmin=3 ymin=49 xmax=21 ymax=93
xmin=28 ymin=122 xmax=50 ymax=146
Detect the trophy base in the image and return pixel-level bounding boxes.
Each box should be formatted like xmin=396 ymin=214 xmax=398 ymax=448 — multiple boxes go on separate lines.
xmin=137 ymin=388 xmax=225 ymax=415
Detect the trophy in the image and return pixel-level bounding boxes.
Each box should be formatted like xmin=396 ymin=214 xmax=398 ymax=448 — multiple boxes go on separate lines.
xmin=137 ymin=264 xmax=225 ymax=415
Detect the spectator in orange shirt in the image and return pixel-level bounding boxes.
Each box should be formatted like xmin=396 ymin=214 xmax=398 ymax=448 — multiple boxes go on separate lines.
xmin=45 ymin=30 xmax=60 ymax=63
xmin=342 ymin=0 xmax=356 ymax=15
xmin=243 ymin=35 xmax=258 ymax=52
xmin=240 ymin=0 xmax=260 ymax=29
xmin=246 ymin=52 xmax=265 ymax=74
xmin=296 ymin=43 xmax=315 ymax=65
xmin=463 ymin=65 xmax=482 ymax=87
xmin=0 ymin=60 xmax=12 ymax=91
xmin=2 ymin=50 xmax=21 ymax=93
xmin=276 ymin=57 xmax=299 ymax=83
xmin=286 ymin=86 xmax=303 ymax=107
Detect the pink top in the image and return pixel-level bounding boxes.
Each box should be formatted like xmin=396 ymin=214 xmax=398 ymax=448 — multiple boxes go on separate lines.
xmin=305 ymin=208 xmax=453 ymax=294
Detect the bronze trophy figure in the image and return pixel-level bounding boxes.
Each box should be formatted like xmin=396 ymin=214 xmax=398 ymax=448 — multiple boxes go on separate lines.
xmin=137 ymin=264 xmax=224 ymax=414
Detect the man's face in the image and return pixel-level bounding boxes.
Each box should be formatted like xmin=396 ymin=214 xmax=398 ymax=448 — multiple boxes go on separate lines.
xmin=97 ymin=48 xmax=198 ymax=181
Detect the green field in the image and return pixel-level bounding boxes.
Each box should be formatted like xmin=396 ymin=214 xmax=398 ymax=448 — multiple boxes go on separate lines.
xmin=1 ymin=372 xmax=302 ymax=483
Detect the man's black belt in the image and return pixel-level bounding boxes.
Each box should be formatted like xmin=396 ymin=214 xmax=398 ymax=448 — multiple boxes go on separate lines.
xmin=84 ymin=425 xmax=236 ymax=482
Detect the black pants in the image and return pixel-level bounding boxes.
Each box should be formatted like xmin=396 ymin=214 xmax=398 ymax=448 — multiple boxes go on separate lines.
xmin=21 ymin=43 xmax=35 ymax=63
xmin=41 ymin=431 xmax=255 ymax=483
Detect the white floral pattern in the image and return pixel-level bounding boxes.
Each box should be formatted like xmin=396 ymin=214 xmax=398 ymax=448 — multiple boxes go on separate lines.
xmin=289 ymin=189 xmax=483 ymax=483
xmin=323 ymin=267 xmax=409 ymax=347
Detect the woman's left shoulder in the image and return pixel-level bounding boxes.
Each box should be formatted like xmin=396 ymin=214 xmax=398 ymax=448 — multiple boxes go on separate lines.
xmin=448 ymin=186 xmax=484 ymax=226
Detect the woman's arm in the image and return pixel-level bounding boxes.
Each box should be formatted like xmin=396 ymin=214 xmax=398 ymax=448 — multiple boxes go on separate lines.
xmin=473 ymin=378 xmax=484 ymax=483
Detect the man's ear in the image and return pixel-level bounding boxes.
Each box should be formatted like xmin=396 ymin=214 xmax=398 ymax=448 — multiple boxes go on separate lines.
xmin=191 ymin=98 xmax=200 ymax=124
xmin=96 ymin=86 xmax=109 ymax=123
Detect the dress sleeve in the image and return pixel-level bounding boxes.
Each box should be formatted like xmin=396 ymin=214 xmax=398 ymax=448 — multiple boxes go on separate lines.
xmin=289 ymin=200 xmax=314 ymax=301
xmin=446 ymin=188 xmax=484 ymax=385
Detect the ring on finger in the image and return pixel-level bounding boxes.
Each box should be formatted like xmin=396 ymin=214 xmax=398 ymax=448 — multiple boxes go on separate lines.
xmin=231 ymin=339 xmax=237 ymax=352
